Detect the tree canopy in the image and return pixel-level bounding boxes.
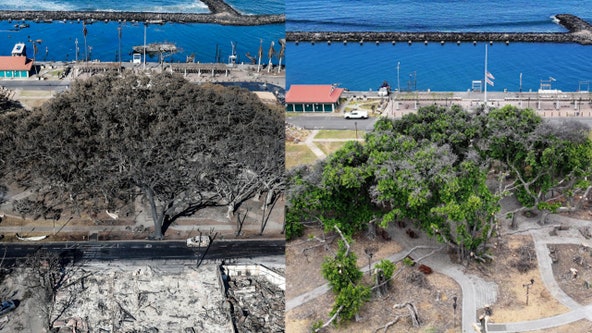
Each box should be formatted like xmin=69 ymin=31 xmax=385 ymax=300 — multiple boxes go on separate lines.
xmin=287 ymin=104 xmax=592 ymax=261
xmin=1 ymin=72 xmax=284 ymax=238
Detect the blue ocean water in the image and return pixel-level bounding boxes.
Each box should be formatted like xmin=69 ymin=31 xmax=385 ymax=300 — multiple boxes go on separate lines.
xmin=287 ymin=0 xmax=592 ymax=32
xmin=0 ymin=0 xmax=284 ymax=64
xmin=286 ymin=0 xmax=592 ymax=92
xmin=287 ymin=42 xmax=591 ymax=92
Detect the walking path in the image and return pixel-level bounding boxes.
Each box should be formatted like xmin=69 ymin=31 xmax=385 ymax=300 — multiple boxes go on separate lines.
xmin=286 ymin=212 xmax=592 ymax=333
xmin=489 ymin=215 xmax=592 ymax=332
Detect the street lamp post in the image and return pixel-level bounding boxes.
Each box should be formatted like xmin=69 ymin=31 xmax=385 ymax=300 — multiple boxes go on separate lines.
xmin=397 ymin=61 xmax=400 ymax=93
xmin=75 ymin=38 xmax=79 ymax=62
xmin=523 ymin=278 xmax=535 ymax=305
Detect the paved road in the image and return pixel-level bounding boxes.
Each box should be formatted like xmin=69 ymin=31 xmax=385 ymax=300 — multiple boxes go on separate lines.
xmin=0 ymin=79 xmax=70 ymax=92
xmin=288 ymin=114 xmax=592 ymax=131
xmin=286 ymin=115 xmax=377 ymax=130
xmin=0 ymin=239 xmax=285 ymax=265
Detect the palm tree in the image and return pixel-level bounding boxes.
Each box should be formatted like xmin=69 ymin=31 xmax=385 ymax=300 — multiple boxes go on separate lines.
xmin=83 ymin=22 xmax=88 ymax=61
xmin=277 ymin=38 xmax=285 ymax=74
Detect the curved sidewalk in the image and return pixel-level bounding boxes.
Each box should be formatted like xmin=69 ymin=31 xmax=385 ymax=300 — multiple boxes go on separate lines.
xmin=488 ymin=215 xmax=592 ymax=332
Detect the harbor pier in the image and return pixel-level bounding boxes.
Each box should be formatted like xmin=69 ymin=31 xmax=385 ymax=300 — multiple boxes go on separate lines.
xmin=287 ymin=14 xmax=592 ymax=45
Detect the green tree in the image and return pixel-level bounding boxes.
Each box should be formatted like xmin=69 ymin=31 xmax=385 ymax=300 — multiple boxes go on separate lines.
xmin=286 ymin=141 xmax=375 ymax=239
xmin=330 ymin=283 xmax=371 ymax=324
xmin=483 ymin=105 xmax=592 ymax=216
xmin=321 ymin=240 xmax=363 ymax=293
xmin=374 ymin=259 xmax=396 ymax=280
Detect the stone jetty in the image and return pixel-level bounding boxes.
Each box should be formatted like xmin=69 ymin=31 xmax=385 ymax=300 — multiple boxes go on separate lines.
xmin=286 ymin=14 xmax=592 ymax=45
xmin=0 ymin=0 xmax=284 ymax=26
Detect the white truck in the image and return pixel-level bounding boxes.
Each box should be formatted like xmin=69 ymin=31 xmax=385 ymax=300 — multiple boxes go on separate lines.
xmin=344 ymin=109 xmax=369 ymax=119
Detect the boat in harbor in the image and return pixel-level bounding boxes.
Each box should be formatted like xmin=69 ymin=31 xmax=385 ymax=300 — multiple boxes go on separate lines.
xmin=132 ymin=43 xmax=178 ymax=59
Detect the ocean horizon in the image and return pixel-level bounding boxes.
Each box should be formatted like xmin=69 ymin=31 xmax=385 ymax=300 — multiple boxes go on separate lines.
xmin=0 ymin=0 xmax=284 ymax=64
xmin=286 ymin=0 xmax=592 ymax=92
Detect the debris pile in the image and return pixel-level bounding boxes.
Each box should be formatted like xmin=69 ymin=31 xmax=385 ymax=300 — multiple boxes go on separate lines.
xmin=226 ymin=275 xmax=285 ymax=333
xmin=285 ymin=122 xmax=309 ymax=143
xmin=51 ymin=264 xmax=233 ymax=333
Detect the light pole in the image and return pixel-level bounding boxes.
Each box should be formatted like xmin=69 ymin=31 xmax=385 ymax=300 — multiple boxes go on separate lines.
xmin=523 ymin=278 xmax=535 ymax=305
xmin=364 ymin=246 xmax=376 ymax=276
xmin=75 ymin=38 xmax=79 ymax=62
xmin=397 ymin=61 xmax=400 ymax=93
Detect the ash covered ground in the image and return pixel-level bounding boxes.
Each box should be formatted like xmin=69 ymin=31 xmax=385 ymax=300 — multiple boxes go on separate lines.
xmin=0 ymin=258 xmax=285 ymax=333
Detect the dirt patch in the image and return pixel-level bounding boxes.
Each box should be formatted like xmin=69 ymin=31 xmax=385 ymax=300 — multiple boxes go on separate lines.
xmin=286 ymin=228 xmax=401 ymax=299
xmin=470 ymin=234 xmax=569 ymax=323
xmin=287 ymin=270 xmax=461 ymax=333
xmin=286 ymin=226 xmax=461 ymax=332
xmin=550 ymin=243 xmax=592 ymax=305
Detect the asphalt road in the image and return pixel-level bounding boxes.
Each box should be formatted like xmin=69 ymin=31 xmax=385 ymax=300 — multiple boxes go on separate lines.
xmin=0 ymin=79 xmax=70 ymax=92
xmin=286 ymin=115 xmax=377 ymax=130
xmin=287 ymin=115 xmax=592 ymax=131
xmin=0 ymin=239 xmax=284 ymax=266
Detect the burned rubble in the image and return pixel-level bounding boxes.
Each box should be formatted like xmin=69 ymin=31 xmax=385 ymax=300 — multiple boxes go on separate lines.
xmin=221 ymin=264 xmax=285 ymax=333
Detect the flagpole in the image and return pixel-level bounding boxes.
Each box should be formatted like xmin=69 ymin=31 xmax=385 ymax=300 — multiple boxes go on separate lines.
xmin=484 ymin=43 xmax=488 ymax=105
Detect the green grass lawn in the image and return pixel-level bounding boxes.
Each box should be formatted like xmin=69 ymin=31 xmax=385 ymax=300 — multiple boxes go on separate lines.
xmin=285 ymin=143 xmax=318 ymax=169
xmin=316 ymin=141 xmax=348 ymax=156
xmin=314 ymin=130 xmax=362 ymax=140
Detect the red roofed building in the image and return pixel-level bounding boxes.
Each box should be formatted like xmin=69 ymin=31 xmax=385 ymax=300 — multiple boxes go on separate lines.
xmin=285 ymin=84 xmax=345 ymax=112
xmin=0 ymin=43 xmax=33 ymax=78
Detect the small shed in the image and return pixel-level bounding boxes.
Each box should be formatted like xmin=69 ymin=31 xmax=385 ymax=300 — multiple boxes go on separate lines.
xmin=285 ymin=84 xmax=345 ymax=112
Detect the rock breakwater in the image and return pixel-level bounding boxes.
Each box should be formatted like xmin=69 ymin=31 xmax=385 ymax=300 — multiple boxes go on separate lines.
xmin=0 ymin=0 xmax=284 ymax=26
xmin=286 ymin=14 xmax=592 ymax=45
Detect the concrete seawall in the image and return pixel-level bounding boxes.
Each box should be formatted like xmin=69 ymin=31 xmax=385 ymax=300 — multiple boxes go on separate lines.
xmin=0 ymin=0 xmax=285 ymax=26
xmin=287 ymin=14 xmax=592 ymax=45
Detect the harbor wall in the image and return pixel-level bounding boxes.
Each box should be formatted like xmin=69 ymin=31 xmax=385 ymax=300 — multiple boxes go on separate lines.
xmin=286 ymin=14 xmax=592 ymax=45
xmin=0 ymin=0 xmax=285 ymax=26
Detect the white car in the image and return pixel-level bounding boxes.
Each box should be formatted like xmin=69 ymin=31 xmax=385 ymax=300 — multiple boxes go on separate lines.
xmin=186 ymin=235 xmax=211 ymax=248
xmin=344 ymin=110 xmax=368 ymax=119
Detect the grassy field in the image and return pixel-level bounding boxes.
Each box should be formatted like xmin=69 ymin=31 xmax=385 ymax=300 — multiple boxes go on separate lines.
xmin=314 ymin=130 xmax=361 ymax=140
xmin=316 ymin=141 xmax=348 ymax=156
xmin=286 ymin=143 xmax=317 ymax=169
